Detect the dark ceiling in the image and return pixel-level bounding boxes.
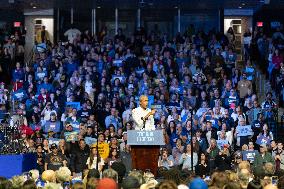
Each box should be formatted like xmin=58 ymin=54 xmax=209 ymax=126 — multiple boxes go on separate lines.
xmin=0 ymin=0 xmax=283 ymax=11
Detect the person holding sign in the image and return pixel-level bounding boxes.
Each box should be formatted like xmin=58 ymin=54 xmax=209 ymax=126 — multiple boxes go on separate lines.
xmin=132 ymin=95 xmax=156 ymax=131
xmin=234 ymin=117 xmax=253 ymax=148
xmin=256 ymin=124 xmax=273 ymax=146
xmin=91 ymin=133 xmax=109 ymax=160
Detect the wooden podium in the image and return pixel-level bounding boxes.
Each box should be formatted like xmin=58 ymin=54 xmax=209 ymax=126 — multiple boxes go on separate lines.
xmin=127 ymin=130 xmax=165 ymax=176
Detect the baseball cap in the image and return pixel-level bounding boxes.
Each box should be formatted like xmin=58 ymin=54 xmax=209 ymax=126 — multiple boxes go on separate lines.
xmin=50 ymin=112 xmax=56 ymax=116
xmin=189 ymin=178 xmax=208 ymax=189
xmin=50 ymin=143 xmax=57 ymax=150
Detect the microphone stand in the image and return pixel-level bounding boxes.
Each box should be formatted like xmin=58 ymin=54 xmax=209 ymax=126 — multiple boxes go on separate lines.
xmin=190 ymin=115 xmax=194 ymax=172
xmin=96 ymin=125 xmax=99 ymax=171
xmin=142 ymin=119 xmax=146 ymax=130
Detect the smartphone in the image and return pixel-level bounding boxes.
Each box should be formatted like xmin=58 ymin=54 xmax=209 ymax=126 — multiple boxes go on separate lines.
xmin=272 ymin=176 xmax=278 ymax=185
xmin=204 ymin=176 xmax=211 ymax=181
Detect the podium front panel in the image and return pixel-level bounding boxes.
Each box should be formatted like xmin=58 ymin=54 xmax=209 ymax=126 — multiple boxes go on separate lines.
xmin=127 ymin=130 xmax=165 ymax=145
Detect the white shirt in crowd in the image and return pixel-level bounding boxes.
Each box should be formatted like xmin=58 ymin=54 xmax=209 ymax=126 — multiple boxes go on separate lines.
xmin=86 ymin=157 xmax=105 ymax=170
xmin=122 ymin=108 xmax=132 ymax=124
xmin=64 ymin=28 xmax=81 ymax=43
xmin=132 ymin=107 xmax=155 ymax=131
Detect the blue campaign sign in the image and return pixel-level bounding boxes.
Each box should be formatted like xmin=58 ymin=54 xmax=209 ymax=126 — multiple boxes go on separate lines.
xmin=44 ymin=121 xmax=61 ymax=133
xmin=66 ymin=102 xmax=81 ymax=110
xmin=242 ymin=150 xmax=258 ymax=162
xmin=236 ymin=125 xmax=253 ymax=137
xmin=12 ymin=89 xmax=27 ymax=100
xmin=112 ymin=75 xmax=126 ymax=83
xmin=256 ymin=135 xmax=271 ymax=145
xmin=217 ymin=139 xmax=229 ymax=149
xmin=85 ymin=137 xmax=97 ymax=146
xmin=113 ymin=59 xmax=124 ymax=67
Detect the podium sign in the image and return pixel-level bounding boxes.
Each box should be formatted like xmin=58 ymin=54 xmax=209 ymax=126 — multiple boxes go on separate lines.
xmin=127 ymin=130 xmax=165 ymax=145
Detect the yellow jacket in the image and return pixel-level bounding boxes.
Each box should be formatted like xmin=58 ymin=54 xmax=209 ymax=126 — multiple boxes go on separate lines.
xmin=35 ymin=30 xmax=50 ymax=44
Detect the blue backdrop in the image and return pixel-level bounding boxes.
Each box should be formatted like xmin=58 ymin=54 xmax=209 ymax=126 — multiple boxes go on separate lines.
xmin=0 ymin=153 xmax=37 ymax=178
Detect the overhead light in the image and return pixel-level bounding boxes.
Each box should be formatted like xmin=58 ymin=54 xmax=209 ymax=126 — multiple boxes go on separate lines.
xmin=174 ymin=6 xmax=178 ymax=9
xmin=242 ymin=3 xmax=246 ymax=6
xmin=238 ymin=6 xmax=242 ymax=8
xmin=97 ymin=6 xmax=101 ymax=8
xmin=33 ymin=6 xmax=37 ymax=9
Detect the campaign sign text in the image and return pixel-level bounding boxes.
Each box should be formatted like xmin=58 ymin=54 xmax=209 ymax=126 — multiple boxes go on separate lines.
xmin=127 ymin=130 xmax=165 ymax=145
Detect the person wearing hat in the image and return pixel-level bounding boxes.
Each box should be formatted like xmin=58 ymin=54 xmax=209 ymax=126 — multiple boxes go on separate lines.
xmin=44 ymin=111 xmax=61 ymax=137
xmin=44 ymin=143 xmax=67 ymax=171
xmin=253 ymin=144 xmax=274 ymax=173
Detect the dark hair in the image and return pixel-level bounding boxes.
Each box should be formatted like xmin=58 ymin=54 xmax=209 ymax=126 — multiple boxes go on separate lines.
xmin=71 ymin=182 xmax=84 ymax=189
xmin=0 ymin=177 xmax=12 ymax=189
xmin=247 ymin=179 xmax=263 ymax=189
xmin=109 ymin=147 xmax=119 ymax=159
xmin=87 ymin=169 xmax=100 ymax=179
xmin=163 ymin=167 xmax=183 ymax=185
xmin=223 ymin=182 xmax=241 ymax=189
xmin=157 ymin=180 xmax=178 ymax=189
xmin=86 ymin=178 xmax=99 ymax=189
xmin=89 ymin=148 xmax=101 ymax=167
xmin=111 ymin=162 xmax=126 ymax=183
xmin=22 ymin=179 xmax=37 ymax=189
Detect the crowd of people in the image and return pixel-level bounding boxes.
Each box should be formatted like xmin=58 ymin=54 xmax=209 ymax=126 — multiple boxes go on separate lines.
xmin=0 ymin=20 xmax=283 ymax=188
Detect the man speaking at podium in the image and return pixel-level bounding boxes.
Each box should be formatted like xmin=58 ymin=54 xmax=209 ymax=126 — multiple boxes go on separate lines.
xmin=132 ymin=95 xmax=156 ymax=131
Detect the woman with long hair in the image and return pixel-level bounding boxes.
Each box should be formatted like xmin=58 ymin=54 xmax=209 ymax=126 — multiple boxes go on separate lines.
xmin=191 ymin=136 xmax=200 ymax=154
xmin=86 ymin=146 xmax=104 ymax=172
xmin=106 ymin=148 xmax=121 ymax=168
xmin=167 ymin=121 xmax=178 ymax=148
xmin=42 ymin=139 xmax=50 ymax=154
xmin=195 ymin=152 xmax=210 ymax=178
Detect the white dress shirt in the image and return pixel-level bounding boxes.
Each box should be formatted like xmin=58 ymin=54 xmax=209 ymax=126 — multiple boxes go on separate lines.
xmin=132 ymin=107 xmax=155 ymax=130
